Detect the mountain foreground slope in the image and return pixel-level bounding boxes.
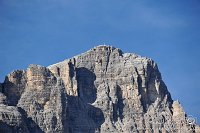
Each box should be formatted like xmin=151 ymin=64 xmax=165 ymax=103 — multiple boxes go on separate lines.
xmin=0 ymin=45 xmax=199 ymax=133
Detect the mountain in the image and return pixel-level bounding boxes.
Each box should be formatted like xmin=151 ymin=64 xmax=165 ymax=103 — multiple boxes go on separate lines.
xmin=0 ymin=45 xmax=199 ymax=133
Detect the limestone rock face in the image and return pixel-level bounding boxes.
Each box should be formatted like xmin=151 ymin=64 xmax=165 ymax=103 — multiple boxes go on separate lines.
xmin=0 ymin=45 xmax=198 ymax=133
xmin=196 ymin=126 xmax=200 ymax=133
xmin=0 ymin=92 xmax=30 ymax=133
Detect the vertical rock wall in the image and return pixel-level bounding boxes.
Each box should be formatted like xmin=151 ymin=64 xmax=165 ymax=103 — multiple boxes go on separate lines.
xmin=0 ymin=45 xmax=198 ymax=133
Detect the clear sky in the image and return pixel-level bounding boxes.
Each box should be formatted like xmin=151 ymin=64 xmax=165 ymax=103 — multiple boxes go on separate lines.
xmin=0 ymin=0 xmax=200 ymax=123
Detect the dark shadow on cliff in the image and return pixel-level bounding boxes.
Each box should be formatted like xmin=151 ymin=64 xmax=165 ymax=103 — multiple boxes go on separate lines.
xmin=1 ymin=77 xmax=22 ymax=106
xmin=0 ymin=121 xmax=27 ymax=133
xmin=136 ymin=65 xmax=173 ymax=113
xmin=0 ymin=107 xmax=44 ymax=133
xmin=113 ymin=85 xmax=124 ymax=122
xmin=18 ymin=107 xmax=44 ymax=133
xmin=67 ymin=67 xmax=105 ymax=133
xmin=76 ymin=67 xmax=97 ymax=103
xmin=0 ymin=121 xmax=18 ymax=133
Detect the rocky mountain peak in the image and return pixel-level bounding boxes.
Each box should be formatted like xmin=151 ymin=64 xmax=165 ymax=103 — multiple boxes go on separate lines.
xmin=0 ymin=45 xmax=199 ymax=133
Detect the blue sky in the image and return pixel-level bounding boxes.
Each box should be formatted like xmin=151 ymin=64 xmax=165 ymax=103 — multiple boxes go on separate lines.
xmin=0 ymin=0 xmax=200 ymax=123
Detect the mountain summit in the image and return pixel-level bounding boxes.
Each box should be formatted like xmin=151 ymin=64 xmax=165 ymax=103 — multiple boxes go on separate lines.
xmin=0 ymin=45 xmax=199 ymax=133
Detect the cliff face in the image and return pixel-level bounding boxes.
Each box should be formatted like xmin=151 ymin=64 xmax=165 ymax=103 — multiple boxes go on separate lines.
xmin=0 ymin=46 xmax=199 ymax=133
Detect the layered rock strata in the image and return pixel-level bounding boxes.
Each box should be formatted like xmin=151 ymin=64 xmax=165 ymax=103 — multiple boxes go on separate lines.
xmin=0 ymin=45 xmax=199 ymax=133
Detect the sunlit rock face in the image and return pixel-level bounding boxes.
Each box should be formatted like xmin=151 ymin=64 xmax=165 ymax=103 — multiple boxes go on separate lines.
xmin=0 ymin=45 xmax=198 ymax=133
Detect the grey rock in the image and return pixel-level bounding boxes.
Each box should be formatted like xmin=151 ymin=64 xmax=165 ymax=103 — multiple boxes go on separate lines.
xmin=0 ymin=45 xmax=198 ymax=133
xmin=0 ymin=93 xmax=29 ymax=133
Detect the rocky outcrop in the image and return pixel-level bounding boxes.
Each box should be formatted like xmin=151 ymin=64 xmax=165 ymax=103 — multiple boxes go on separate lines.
xmin=0 ymin=92 xmax=30 ymax=133
xmin=0 ymin=45 xmax=198 ymax=133
xmin=196 ymin=126 xmax=200 ymax=133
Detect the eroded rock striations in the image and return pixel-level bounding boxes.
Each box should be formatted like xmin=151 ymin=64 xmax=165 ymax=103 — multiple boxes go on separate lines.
xmin=0 ymin=45 xmax=199 ymax=133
